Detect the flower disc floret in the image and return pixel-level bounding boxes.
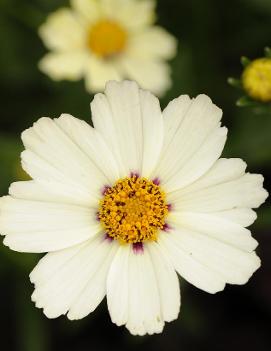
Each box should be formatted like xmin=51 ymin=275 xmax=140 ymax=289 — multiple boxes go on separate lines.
xmin=242 ymin=58 xmax=271 ymax=102
xmin=98 ymin=176 xmax=168 ymax=244
xmin=88 ymin=20 xmax=127 ymax=58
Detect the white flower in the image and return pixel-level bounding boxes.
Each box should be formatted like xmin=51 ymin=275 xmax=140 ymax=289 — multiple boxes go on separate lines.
xmin=38 ymin=0 xmax=177 ymax=96
xmin=0 ymin=80 xmax=268 ymax=336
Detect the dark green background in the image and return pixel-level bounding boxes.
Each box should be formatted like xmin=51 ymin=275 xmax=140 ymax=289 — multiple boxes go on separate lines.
xmin=0 ymin=0 xmax=270 ymax=350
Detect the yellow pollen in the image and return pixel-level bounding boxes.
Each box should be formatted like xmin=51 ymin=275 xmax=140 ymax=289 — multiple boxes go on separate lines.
xmin=88 ymin=20 xmax=127 ymax=58
xmin=242 ymin=58 xmax=271 ymax=102
xmin=98 ymin=176 xmax=168 ymax=244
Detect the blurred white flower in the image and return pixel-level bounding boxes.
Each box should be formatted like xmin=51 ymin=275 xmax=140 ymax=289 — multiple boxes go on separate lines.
xmin=0 ymin=81 xmax=267 ymax=335
xmin=38 ymin=0 xmax=177 ymax=96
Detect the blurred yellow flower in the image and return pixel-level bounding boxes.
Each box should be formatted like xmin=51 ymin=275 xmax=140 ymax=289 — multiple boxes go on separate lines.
xmin=242 ymin=58 xmax=271 ymax=102
xmin=38 ymin=0 xmax=177 ymax=96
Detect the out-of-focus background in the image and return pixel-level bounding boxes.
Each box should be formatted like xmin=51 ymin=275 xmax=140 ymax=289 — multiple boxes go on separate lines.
xmin=0 ymin=0 xmax=270 ymax=350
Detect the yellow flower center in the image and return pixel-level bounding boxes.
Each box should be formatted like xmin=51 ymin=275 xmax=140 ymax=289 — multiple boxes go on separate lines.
xmin=88 ymin=20 xmax=127 ymax=58
xmin=98 ymin=176 xmax=168 ymax=244
xmin=242 ymin=58 xmax=271 ymax=102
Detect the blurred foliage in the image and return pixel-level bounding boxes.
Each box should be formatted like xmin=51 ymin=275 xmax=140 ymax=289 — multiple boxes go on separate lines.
xmin=0 ymin=0 xmax=270 ymax=350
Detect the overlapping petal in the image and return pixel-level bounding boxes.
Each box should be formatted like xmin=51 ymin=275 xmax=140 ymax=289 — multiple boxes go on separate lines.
xmin=161 ymin=228 xmax=260 ymax=288
xmin=0 ymin=113 xmax=123 ymax=253
xmin=168 ymin=169 xmax=267 ymax=212
xmin=21 ymin=115 xmax=119 ymax=197
xmin=30 ymin=235 xmax=116 ymax=318
xmin=168 ymin=211 xmax=258 ymax=252
xmin=106 ymin=243 xmax=180 ymax=335
xmin=91 ymin=80 xmax=164 ymax=177
xmin=0 ymin=196 xmax=100 ymax=252
xmin=153 ymin=94 xmax=224 ymax=191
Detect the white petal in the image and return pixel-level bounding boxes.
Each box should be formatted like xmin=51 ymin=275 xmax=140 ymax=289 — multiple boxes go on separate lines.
xmin=0 ymin=196 xmax=100 ymax=252
xmin=39 ymin=52 xmax=87 ymax=81
xmin=159 ymin=233 xmax=225 ymax=294
xmin=154 ymin=94 xmax=223 ymax=186
xmin=84 ymin=56 xmax=123 ymax=93
xmin=91 ymin=80 xmax=164 ymax=177
xmin=171 ymin=173 xmax=268 ymax=212
xmin=120 ymin=56 xmax=172 ymax=96
xmin=55 ymin=114 xmax=120 ymax=183
xmin=106 ymin=245 xmax=130 ymax=326
xmin=163 ymin=127 xmax=227 ymax=192
xmin=168 ymin=211 xmax=258 ymax=252
xmin=71 ymin=0 xmax=100 ymax=25
xmin=164 ymin=229 xmax=260 ymax=285
xmin=21 ymin=117 xmax=108 ymax=200
xmin=91 ymin=92 xmax=126 ymax=175
xmin=9 ymin=180 xmax=95 ymax=207
xmin=147 ymin=242 xmax=180 ymax=322
xmin=93 ymin=80 xmax=142 ymax=175
xmin=140 ymin=89 xmax=164 ymax=177
xmin=39 ymin=8 xmax=85 ymax=51
xmin=67 ymin=240 xmax=117 ymax=320
xmin=213 ymin=208 xmax=257 ymax=227
xmin=162 ymin=95 xmax=192 ymax=152
xmin=107 ymin=245 xmax=164 ymax=335
xmin=126 ymin=248 xmax=164 ymax=335
xmin=168 ymin=158 xmax=247 ymax=202
xmin=30 ymin=242 xmax=86 ymax=286
xmin=31 ymin=235 xmax=114 ymax=318
xmin=20 ymin=150 xmax=103 ymax=207
xmin=127 ymin=26 xmax=177 ymax=60
xmin=101 ymin=0 xmax=155 ymax=30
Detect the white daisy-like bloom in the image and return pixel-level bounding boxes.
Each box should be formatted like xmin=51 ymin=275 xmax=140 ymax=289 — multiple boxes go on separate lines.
xmin=0 ymin=80 xmax=268 ymax=336
xmin=38 ymin=0 xmax=177 ymax=96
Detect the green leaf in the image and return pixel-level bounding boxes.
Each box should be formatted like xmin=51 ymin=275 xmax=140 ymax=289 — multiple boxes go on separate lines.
xmin=236 ymin=96 xmax=256 ymax=107
xmin=227 ymin=77 xmax=242 ymax=89
xmin=240 ymin=56 xmax=251 ymax=67
xmin=264 ymin=46 xmax=271 ymax=58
